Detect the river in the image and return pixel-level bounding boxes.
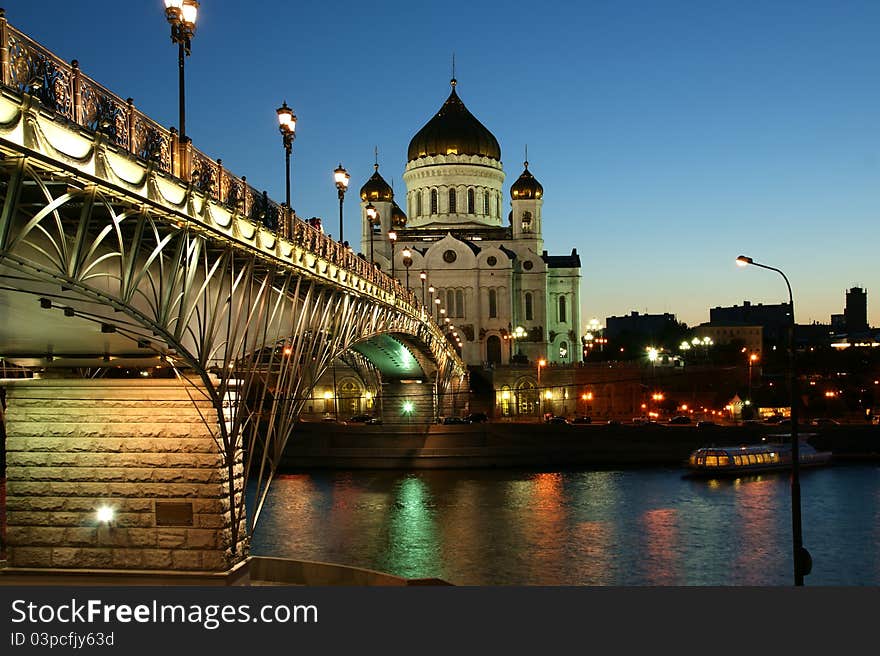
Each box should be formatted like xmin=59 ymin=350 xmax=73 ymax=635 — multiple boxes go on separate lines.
xmin=249 ymin=463 xmax=880 ymax=585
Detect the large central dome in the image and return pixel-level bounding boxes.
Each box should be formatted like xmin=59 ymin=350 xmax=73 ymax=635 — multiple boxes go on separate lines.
xmin=407 ymin=80 xmax=501 ymax=162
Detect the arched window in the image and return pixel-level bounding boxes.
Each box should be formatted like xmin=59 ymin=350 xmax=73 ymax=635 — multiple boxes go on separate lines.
xmin=448 ymin=188 xmax=457 ymax=213
xmin=455 ymin=289 xmax=464 ymax=318
xmin=488 ymin=289 xmax=497 ymax=318
xmin=559 ymin=342 xmax=569 ymax=361
xmin=416 ymin=191 xmax=422 ymax=216
xmin=484 ymin=191 xmax=490 ymax=215
xmin=558 ymin=295 xmax=567 ymax=323
xmin=467 ymin=188 xmax=475 ymax=214
xmin=522 ymin=211 xmax=532 ymax=232
xmin=447 ymin=289 xmax=455 ymax=315
xmin=525 ymin=292 xmax=533 ymax=321
xmin=430 ymin=189 xmax=438 ymax=214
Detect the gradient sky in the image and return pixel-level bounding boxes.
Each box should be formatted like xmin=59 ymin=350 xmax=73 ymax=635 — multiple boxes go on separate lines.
xmin=8 ymin=1 xmax=879 ymax=328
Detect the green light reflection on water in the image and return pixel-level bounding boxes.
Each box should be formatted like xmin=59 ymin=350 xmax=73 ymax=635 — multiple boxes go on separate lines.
xmin=376 ymin=475 xmax=443 ymax=580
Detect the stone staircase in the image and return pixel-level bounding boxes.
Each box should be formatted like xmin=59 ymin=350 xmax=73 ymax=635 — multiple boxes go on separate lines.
xmin=2 ymin=377 xmax=244 ymax=574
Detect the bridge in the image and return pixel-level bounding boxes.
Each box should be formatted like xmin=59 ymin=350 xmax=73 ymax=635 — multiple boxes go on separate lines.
xmin=0 ymin=11 xmax=466 ymax=581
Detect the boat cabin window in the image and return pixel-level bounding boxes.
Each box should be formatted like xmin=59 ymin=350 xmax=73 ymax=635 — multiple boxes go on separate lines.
xmin=733 ymin=455 xmax=742 ymax=465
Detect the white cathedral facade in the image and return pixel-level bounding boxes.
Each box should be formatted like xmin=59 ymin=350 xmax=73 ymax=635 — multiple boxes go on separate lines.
xmin=359 ymin=78 xmax=581 ymax=367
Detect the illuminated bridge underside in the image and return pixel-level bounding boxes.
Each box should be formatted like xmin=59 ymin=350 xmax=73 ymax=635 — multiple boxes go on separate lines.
xmin=0 ymin=88 xmax=466 ymax=562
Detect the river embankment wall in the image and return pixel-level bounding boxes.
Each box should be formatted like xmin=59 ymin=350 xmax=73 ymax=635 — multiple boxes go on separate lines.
xmin=280 ymin=422 xmax=880 ymax=470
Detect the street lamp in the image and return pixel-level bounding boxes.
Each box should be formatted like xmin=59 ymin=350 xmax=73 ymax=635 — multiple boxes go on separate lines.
xmin=736 ymin=254 xmax=810 ymax=586
xmin=402 ymin=248 xmax=413 ymax=292
xmin=388 ymin=230 xmax=397 ymax=279
xmin=163 ymin=0 xmax=199 ymax=145
xmin=537 ymin=358 xmax=546 ymax=418
xmin=334 ymin=164 xmax=350 ymax=243
xmin=434 ymin=296 xmax=441 ymax=322
xmin=276 ymin=101 xmax=296 ymax=234
xmin=365 ymin=203 xmax=378 ymax=265
xmin=748 ymin=352 xmax=759 ymax=402
xmin=420 ymin=271 xmax=427 ymax=306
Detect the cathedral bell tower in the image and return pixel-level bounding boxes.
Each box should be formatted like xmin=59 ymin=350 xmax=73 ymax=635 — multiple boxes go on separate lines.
xmin=510 ymin=160 xmax=544 ymax=253
xmin=359 ymin=163 xmax=395 ymax=266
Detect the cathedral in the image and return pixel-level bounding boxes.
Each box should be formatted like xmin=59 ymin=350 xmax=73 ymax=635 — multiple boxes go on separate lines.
xmin=359 ymin=78 xmax=581 ymax=367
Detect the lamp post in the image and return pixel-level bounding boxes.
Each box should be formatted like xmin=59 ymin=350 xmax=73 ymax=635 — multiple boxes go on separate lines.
xmin=748 ymin=352 xmax=759 ymax=402
xmin=737 ymin=254 xmax=810 ymax=586
xmin=163 ymin=1 xmax=199 ymax=145
xmin=276 ymin=101 xmax=296 ymax=235
xmin=402 ymin=248 xmax=412 ymax=292
xmin=388 ymin=231 xmax=397 ymax=279
xmin=420 ymin=271 xmax=427 ymax=306
xmin=365 ymin=203 xmax=378 ymax=265
xmin=434 ymin=297 xmax=441 ymax=323
xmin=537 ymin=358 xmax=546 ymax=419
xmin=510 ymin=325 xmax=526 ymax=362
xmin=334 ymin=164 xmax=350 ymax=243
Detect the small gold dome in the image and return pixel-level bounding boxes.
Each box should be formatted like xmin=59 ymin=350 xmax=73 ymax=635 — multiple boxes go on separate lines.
xmin=391 ymin=202 xmax=407 ymax=228
xmin=510 ymin=161 xmax=543 ymax=200
xmin=359 ymin=165 xmax=394 ymax=202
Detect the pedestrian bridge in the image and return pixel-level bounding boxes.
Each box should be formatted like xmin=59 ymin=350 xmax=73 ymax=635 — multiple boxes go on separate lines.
xmin=0 ymin=13 xmax=466 ymax=579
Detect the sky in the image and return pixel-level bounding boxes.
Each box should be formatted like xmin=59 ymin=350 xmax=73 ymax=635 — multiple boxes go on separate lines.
xmin=7 ymin=1 xmax=879 ymax=328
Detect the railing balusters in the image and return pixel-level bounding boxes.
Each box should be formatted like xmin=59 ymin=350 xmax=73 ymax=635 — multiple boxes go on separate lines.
xmin=0 ymin=9 xmax=9 ymax=86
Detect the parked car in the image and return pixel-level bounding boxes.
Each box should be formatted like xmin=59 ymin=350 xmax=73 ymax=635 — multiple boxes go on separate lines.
xmin=442 ymin=416 xmax=468 ymax=425
xmin=696 ymin=420 xmax=717 ymax=428
xmin=466 ymin=412 xmax=489 ymax=423
xmin=606 ymin=419 xmax=621 ymax=426
xmin=348 ymin=414 xmax=373 ymax=423
xmin=572 ymin=416 xmax=592 ymax=424
xmin=548 ymin=416 xmax=569 ymax=424
xmin=810 ymin=418 xmax=840 ymax=427
xmin=668 ymin=415 xmax=692 ymax=424
xmin=366 ymin=417 xmax=383 ymax=425
xmin=631 ymin=417 xmax=651 ymax=425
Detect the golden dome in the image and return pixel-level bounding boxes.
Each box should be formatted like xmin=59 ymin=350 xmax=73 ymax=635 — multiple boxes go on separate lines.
xmin=359 ymin=164 xmax=394 ymax=202
xmin=407 ymin=80 xmax=501 ymax=162
xmin=391 ymin=202 xmax=407 ymax=228
xmin=510 ymin=161 xmax=543 ymax=200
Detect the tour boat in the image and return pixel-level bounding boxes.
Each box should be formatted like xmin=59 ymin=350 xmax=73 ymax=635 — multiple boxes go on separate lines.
xmin=685 ymin=439 xmax=832 ymax=477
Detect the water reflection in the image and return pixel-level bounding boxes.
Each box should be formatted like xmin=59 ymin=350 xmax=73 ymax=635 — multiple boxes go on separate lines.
xmin=249 ymin=465 xmax=880 ymax=586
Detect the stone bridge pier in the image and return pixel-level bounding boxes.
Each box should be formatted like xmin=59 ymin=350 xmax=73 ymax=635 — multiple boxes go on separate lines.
xmin=1 ymin=377 xmax=248 ymax=584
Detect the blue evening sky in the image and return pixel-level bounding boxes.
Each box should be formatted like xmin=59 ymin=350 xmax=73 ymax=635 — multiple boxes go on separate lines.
xmin=8 ymin=1 xmax=879 ymax=328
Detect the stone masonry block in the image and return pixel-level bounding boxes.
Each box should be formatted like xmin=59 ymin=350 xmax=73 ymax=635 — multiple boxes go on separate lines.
xmin=157 ymin=529 xmax=187 ymax=549
xmin=142 ymin=549 xmax=173 ymax=569
xmin=171 ymin=550 xmax=203 ymax=571
xmin=11 ymin=547 xmax=52 ymax=567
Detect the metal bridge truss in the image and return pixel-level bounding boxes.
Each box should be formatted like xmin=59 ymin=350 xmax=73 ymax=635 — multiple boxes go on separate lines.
xmin=0 ymin=86 xmax=466 ymax=558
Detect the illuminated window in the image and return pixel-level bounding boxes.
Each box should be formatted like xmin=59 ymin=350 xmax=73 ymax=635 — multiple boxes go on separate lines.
xmin=522 ymin=211 xmax=532 ymax=232
xmin=733 ymin=455 xmax=742 ymax=465
xmin=448 ymin=188 xmax=457 ymax=213
xmin=706 ymin=456 xmax=718 ymax=467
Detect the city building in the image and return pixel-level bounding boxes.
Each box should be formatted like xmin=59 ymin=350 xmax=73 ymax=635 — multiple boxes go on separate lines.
xmin=605 ymin=311 xmax=681 ymax=341
xmin=710 ymin=300 xmax=791 ymax=345
xmin=359 ymin=78 xmax=581 ymax=366
xmin=693 ymin=323 xmax=763 ymax=357
xmin=844 ymin=286 xmax=869 ymax=334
